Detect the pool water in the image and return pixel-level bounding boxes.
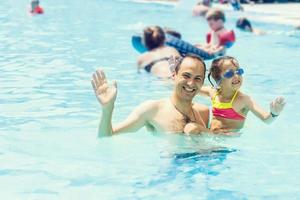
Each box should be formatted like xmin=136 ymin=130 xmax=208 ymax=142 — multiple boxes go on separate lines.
xmin=1 ymin=0 xmax=300 ymax=199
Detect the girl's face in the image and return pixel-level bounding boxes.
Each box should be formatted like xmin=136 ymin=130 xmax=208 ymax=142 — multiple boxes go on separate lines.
xmin=219 ymin=59 xmax=243 ymax=91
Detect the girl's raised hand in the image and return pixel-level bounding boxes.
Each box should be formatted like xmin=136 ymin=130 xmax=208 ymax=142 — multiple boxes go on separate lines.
xmin=270 ymin=96 xmax=285 ymax=116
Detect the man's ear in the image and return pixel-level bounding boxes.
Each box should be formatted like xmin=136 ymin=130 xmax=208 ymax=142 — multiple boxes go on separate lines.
xmin=171 ymin=72 xmax=176 ymax=80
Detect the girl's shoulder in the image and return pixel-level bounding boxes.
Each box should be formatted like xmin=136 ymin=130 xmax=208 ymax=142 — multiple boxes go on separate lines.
xmin=200 ymin=86 xmax=216 ymax=98
xmin=236 ymin=91 xmax=252 ymax=104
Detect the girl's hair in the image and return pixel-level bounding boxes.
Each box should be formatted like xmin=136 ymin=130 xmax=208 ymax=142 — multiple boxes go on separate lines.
xmin=208 ymin=56 xmax=239 ymax=87
xmin=143 ymin=26 xmax=165 ymax=50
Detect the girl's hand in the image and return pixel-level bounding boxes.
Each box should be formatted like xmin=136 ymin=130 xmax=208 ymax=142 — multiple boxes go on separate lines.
xmin=270 ymin=97 xmax=286 ymax=116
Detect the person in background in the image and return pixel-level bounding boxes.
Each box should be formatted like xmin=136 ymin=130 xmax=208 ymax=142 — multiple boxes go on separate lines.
xmin=30 ymin=0 xmax=44 ymax=14
xmin=192 ymin=0 xmax=211 ymax=17
xmin=137 ymin=26 xmax=180 ymax=78
xmin=236 ymin=17 xmax=265 ymax=35
xmin=229 ymin=0 xmax=243 ymax=11
xmin=195 ymin=9 xmax=236 ymax=57
xmin=144 ymin=0 xmax=179 ymax=2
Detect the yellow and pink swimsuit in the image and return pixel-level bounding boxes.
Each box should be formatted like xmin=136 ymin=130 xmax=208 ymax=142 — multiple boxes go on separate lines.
xmin=212 ymin=90 xmax=245 ymax=121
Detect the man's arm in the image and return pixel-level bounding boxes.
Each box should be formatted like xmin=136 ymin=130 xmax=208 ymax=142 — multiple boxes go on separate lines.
xmin=92 ymin=69 xmax=157 ymax=138
xmin=98 ymin=107 xmax=114 ymax=137
xmin=98 ymin=102 xmax=154 ymax=138
xmin=111 ymin=101 xmax=156 ymax=135
xmin=184 ymin=122 xmax=211 ymax=134
xmin=92 ymin=69 xmax=118 ymax=137
xmin=184 ymin=104 xmax=211 ymax=134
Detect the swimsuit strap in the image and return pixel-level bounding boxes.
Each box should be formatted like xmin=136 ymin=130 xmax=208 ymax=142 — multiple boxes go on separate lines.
xmin=144 ymin=57 xmax=170 ymax=73
xmin=212 ymin=90 xmax=220 ymax=102
xmin=230 ymin=90 xmax=239 ymax=104
xmin=154 ymin=57 xmax=169 ymax=63
xmin=213 ymin=90 xmax=238 ymax=104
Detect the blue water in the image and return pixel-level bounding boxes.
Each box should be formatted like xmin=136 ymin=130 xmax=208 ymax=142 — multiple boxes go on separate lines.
xmin=1 ymin=0 xmax=300 ymax=199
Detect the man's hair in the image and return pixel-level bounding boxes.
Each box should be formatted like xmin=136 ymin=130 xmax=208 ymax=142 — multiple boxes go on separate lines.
xmin=206 ymin=9 xmax=225 ymax=22
xmin=174 ymin=54 xmax=206 ymax=77
xmin=143 ymin=26 xmax=165 ymax=50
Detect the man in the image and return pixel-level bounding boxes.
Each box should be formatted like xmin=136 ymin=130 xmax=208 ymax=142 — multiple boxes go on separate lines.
xmin=91 ymin=54 xmax=209 ymax=137
xmin=192 ymin=0 xmax=211 ymax=17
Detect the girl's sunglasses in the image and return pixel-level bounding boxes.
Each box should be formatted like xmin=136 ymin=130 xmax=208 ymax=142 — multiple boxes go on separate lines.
xmin=222 ymin=68 xmax=244 ymax=79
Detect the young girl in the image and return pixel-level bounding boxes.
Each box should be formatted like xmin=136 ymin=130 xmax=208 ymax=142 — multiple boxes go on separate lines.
xmin=200 ymin=56 xmax=285 ymax=133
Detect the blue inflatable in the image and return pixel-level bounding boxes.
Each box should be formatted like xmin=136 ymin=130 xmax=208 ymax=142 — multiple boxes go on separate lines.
xmin=131 ymin=34 xmax=216 ymax=60
xmin=132 ymin=35 xmax=147 ymax=53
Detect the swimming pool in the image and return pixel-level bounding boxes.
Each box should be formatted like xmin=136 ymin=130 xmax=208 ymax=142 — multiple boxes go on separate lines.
xmin=1 ymin=0 xmax=300 ymax=199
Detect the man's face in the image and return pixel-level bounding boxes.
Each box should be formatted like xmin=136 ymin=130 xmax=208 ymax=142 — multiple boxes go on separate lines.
xmin=173 ymin=57 xmax=205 ymax=102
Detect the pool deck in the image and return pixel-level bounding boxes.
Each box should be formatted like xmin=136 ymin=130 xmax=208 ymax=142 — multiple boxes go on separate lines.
xmin=214 ymin=3 xmax=300 ymax=27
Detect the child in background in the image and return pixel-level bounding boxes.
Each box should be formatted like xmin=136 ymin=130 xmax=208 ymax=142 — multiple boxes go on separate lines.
xmin=195 ymin=9 xmax=235 ymax=57
xmin=199 ymin=56 xmax=285 ymax=133
xmin=192 ymin=0 xmax=211 ymax=17
xmin=30 ymin=0 xmax=44 ymax=15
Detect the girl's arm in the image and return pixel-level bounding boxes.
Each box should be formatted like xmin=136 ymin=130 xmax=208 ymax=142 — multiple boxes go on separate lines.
xmin=199 ymin=86 xmax=214 ymax=97
xmin=246 ymin=96 xmax=285 ymax=124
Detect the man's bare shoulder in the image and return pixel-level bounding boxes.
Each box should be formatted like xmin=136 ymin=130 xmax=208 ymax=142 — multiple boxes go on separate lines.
xmin=137 ymin=99 xmax=167 ymax=112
